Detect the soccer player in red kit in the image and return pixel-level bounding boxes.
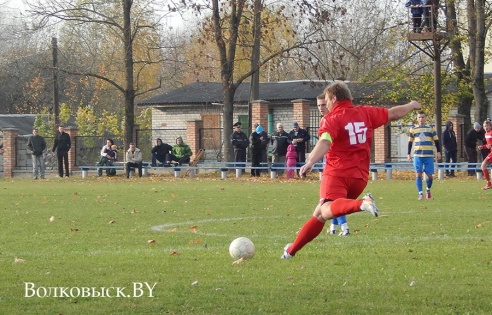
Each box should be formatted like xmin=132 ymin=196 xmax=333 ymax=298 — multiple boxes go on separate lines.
xmin=281 ymin=81 xmax=422 ymax=259
xmin=479 ymin=120 xmax=492 ymax=190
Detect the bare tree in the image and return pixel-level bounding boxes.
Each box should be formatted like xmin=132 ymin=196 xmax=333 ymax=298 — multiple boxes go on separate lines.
xmin=26 ymin=0 xmax=179 ymax=144
xmin=466 ymin=0 xmax=491 ymax=121
xmin=186 ymin=0 xmax=342 ymax=161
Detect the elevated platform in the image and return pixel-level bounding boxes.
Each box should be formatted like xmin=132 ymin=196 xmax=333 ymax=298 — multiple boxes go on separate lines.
xmin=407 ymin=31 xmax=443 ymax=41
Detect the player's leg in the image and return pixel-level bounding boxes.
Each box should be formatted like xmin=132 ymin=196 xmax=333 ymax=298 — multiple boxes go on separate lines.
xmin=423 ymin=158 xmax=435 ymax=199
xmin=282 ymin=178 xmax=375 ymax=259
xmin=481 ymin=157 xmax=492 ymax=189
xmin=337 ymin=215 xmax=349 ymax=236
xmin=328 ymin=218 xmax=338 ymax=235
xmin=413 ymin=157 xmax=424 ymax=200
xmin=281 ymin=198 xmax=327 ymax=259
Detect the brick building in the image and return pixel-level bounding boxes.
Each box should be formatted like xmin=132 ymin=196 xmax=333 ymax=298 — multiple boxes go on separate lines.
xmin=138 ymin=80 xmax=414 ymax=162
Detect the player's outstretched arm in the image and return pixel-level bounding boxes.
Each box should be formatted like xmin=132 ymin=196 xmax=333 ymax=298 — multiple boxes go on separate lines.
xmin=300 ymin=138 xmax=331 ymax=177
xmin=388 ymin=101 xmax=421 ymax=121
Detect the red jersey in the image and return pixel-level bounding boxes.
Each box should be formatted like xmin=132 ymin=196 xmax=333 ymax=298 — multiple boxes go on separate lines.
xmin=484 ymin=130 xmax=492 ymax=149
xmin=318 ymin=100 xmax=388 ymax=181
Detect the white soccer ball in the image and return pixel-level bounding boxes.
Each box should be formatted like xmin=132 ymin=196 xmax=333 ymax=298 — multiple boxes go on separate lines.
xmin=229 ymin=237 xmax=255 ymax=259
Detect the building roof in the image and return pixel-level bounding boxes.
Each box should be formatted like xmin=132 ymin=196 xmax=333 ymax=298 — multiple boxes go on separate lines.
xmin=138 ymin=80 xmax=396 ymax=106
xmin=0 ymin=114 xmax=37 ymax=136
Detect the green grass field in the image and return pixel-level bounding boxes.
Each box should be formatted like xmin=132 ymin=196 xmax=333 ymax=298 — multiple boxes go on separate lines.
xmin=1 ymin=174 xmax=491 ymax=314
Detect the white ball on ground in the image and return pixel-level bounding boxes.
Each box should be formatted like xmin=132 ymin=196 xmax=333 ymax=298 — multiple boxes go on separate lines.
xmin=229 ymin=237 xmax=255 ymax=259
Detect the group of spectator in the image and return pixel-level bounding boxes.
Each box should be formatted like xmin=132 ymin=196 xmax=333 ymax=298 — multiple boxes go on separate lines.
xmin=122 ymin=136 xmax=192 ymax=178
xmin=405 ymin=0 xmax=439 ymax=33
xmin=23 ymin=125 xmax=193 ymax=179
xmin=19 ymin=117 xmax=492 ymax=181
xmin=231 ymin=121 xmax=310 ymax=178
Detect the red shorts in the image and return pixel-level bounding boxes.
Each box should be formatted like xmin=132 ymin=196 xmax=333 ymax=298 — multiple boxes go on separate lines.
xmin=320 ymin=175 xmax=367 ymax=201
xmin=486 ymin=152 xmax=492 ymax=163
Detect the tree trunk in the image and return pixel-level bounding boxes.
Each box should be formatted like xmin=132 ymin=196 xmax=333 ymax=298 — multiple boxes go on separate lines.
xmin=222 ymin=87 xmax=235 ymax=162
xmin=472 ymin=0 xmax=489 ymax=122
xmin=123 ymin=0 xmax=135 ymax=146
xmin=446 ymin=0 xmax=473 ymax=130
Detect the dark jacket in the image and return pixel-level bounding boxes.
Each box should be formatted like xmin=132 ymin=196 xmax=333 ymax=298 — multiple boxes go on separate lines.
xmin=405 ymin=0 xmax=423 ymax=16
xmin=289 ymin=128 xmax=310 ymax=153
xmin=270 ymin=130 xmax=290 ymax=156
xmin=465 ymin=128 xmax=483 ymax=149
xmin=151 ymin=139 xmax=172 ymax=157
xmin=442 ymin=121 xmax=457 ymax=152
xmin=231 ymin=131 xmax=249 ymax=150
xmin=52 ymin=132 xmax=71 ymax=155
xmin=250 ymin=131 xmax=269 ymax=151
xmin=27 ymin=135 xmax=47 ymax=156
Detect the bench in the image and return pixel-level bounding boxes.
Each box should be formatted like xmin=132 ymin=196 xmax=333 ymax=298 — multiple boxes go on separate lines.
xmin=369 ymin=162 xmax=487 ymax=181
xmin=369 ymin=163 xmax=414 ymax=180
xmin=436 ymin=162 xmax=485 ymax=180
xmin=80 ymin=162 xmax=150 ymax=178
xmin=269 ymin=162 xmax=324 ymax=179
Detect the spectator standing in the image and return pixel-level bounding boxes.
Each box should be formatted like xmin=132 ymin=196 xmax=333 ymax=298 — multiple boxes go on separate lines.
xmin=231 ymin=122 xmax=249 ymax=172
xmin=270 ymin=123 xmax=290 ymax=175
xmin=407 ymin=111 xmax=441 ymax=200
xmin=249 ymin=125 xmax=269 ymax=177
xmin=125 ymin=143 xmax=143 ymax=178
xmin=151 ymin=138 xmax=172 ymax=167
xmin=429 ymin=0 xmax=439 ymax=31
xmin=27 ymin=128 xmax=47 ymax=179
xmin=52 ymin=125 xmax=71 ymax=178
xmin=289 ymin=122 xmax=310 ymax=165
xmin=442 ymin=121 xmax=458 ymax=177
xmin=166 ymin=136 xmax=192 ymax=166
xmin=464 ymin=122 xmax=484 ymax=176
xmin=406 ymin=0 xmax=424 ymax=33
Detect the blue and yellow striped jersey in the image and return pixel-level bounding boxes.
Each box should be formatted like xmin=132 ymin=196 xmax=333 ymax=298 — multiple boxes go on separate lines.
xmin=408 ymin=125 xmax=438 ymax=157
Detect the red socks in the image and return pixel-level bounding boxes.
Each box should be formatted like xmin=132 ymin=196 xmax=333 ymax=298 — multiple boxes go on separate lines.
xmin=287 ymin=199 xmax=363 ymax=256
xmin=288 ymin=216 xmax=324 ymax=255
xmin=483 ymin=169 xmax=490 ymax=182
xmin=330 ymin=198 xmax=363 ymax=217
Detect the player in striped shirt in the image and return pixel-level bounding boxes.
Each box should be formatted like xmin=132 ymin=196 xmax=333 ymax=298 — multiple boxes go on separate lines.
xmin=407 ymin=111 xmax=441 ymax=200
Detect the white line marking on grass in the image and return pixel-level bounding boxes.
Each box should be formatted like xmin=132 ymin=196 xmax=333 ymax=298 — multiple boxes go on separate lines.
xmin=150 ymin=215 xmax=289 ymax=238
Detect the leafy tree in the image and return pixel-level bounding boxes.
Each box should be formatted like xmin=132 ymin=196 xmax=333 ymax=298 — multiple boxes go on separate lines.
xmin=33 ymin=111 xmax=53 ymax=137
xmin=75 ymin=105 xmax=98 ymax=137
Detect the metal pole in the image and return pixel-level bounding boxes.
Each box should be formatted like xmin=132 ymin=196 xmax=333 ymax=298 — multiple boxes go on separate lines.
xmin=434 ymin=40 xmax=442 ymax=159
xmin=52 ymin=37 xmax=60 ymax=129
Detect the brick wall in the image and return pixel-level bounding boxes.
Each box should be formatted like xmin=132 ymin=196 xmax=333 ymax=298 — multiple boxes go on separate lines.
xmin=373 ymin=125 xmax=390 ymax=163
xmin=251 ymin=100 xmax=269 ymax=130
xmin=291 ymin=99 xmax=311 ymax=130
xmin=2 ymin=128 xmax=17 ymax=177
